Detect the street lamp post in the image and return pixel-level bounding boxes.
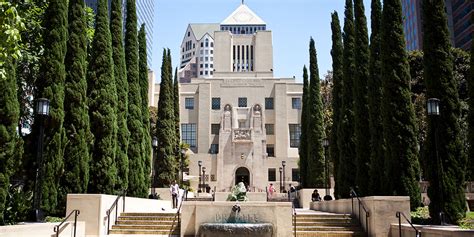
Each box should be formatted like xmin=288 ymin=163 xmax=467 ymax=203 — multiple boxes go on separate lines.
xmin=427 ymin=98 xmax=444 ymax=225
xmin=180 ymin=149 xmax=186 ymax=185
xmin=198 ymin=160 xmax=202 ymax=192
xmin=202 ymin=167 xmax=206 ymax=193
xmin=279 ymin=167 xmax=283 ymax=193
xmin=282 ymin=161 xmax=286 ymax=193
xmin=152 ymin=137 xmax=158 ymax=196
xmin=33 ymin=98 xmax=50 ymax=222
xmin=322 ymin=138 xmax=330 ymax=197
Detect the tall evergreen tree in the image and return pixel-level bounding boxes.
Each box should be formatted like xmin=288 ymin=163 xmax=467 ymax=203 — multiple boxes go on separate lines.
xmin=155 ymin=49 xmax=178 ymax=187
xmin=469 ymin=14 xmax=474 ymax=182
xmin=138 ymin=24 xmax=151 ymax=190
xmin=306 ymin=38 xmax=325 ymax=187
xmin=111 ymin=0 xmax=130 ymax=192
xmin=0 ymin=60 xmax=20 ymax=224
xmin=87 ymin=0 xmax=118 ymax=194
xmin=35 ymin=0 xmax=68 ymax=214
xmin=299 ymin=65 xmax=309 ymax=188
xmin=62 ymin=0 xmax=91 ymax=199
xmin=173 ymin=68 xmax=181 ymax=171
xmin=337 ymin=0 xmax=357 ymax=198
xmin=423 ymin=0 xmax=466 ymax=223
xmin=381 ymin=0 xmax=421 ymax=209
xmin=368 ymin=0 xmax=385 ymax=195
xmin=330 ymin=12 xmax=343 ymax=197
xmin=125 ymin=0 xmax=146 ymax=197
xmin=353 ymin=0 xmax=371 ymax=196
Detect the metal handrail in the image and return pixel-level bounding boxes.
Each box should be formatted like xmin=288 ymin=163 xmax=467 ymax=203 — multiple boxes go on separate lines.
xmin=350 ymin=188 xmax=370 ymax=234
xmin=105 ymin=189 xmax=127 ymax=235
xmin=54 ymin=209 xmax=80 ymax=237
xmin=396 ymin=211 xmax=421 ymax=237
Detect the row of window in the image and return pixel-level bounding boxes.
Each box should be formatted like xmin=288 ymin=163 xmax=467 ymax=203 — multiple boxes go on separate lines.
xmin=185 ymin=97 xmax=302 ymax=110
xmin=220 ymin=25 xmax=266 ymax=35
xmin=199 ymin=63 xmax=214 ymax=68
xmin=199 ymin=49 xmax=214 ymax=55
xmin=200 ymin=70 xmax=214 ymax=76
xmin=181 ymin=123 xmax=301 ymax=152
xmin=268 ymin=168 xmax=300 ymax=182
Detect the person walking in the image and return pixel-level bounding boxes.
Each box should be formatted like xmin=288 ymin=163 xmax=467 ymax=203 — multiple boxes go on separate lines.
xmin=268 ymin=183 xmax=275 ymax=199
xmin=170 ymin=180 xmax=179 ymax=209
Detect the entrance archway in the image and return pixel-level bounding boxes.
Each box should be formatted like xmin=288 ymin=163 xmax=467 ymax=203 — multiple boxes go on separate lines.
xmin=235 ymin=167 xmax=250 ymax=186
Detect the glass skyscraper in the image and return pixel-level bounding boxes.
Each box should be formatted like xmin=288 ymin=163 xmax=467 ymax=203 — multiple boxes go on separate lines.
xmin=84 ymin=0 xmax=154 ymax=65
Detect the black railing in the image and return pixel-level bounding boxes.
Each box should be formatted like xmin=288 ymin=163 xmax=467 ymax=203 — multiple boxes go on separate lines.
xmin=54 ymin=209 xmax=80 ymax=237
xmin=350 ymin=188 xmax=370 ymax=234
xmin=106 ymin=189 xmax=127 ymax=235
xmin=396 ymin=211 xmax=421 ymax=237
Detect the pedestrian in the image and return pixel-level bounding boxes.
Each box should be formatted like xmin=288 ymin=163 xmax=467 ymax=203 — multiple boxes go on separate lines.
xmin=170 ymin=180 xmax=179 ymax=209
xmin=268 ymin=183 xmax=275 ymax=198
xmin=311 ymin=189 xmax=321 ymax=202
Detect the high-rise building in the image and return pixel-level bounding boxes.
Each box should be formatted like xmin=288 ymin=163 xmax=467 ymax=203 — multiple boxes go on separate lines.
xmin=401 ymin=0 xmax=472 ymax=51
xmin=84 ymin=0 xmax=154 ymax=65
xmin=152 ymin=3 xmax=302 ymax=193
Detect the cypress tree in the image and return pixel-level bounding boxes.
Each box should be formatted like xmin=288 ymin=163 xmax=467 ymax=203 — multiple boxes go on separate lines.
xmin=337 ymin=0 xmax=357 ymax=198
xmin=368 ymin=0 xmax=385 ymax=195
xmin=381 ymin=0 xmax=421 ymax=209
xmin=36 ymin=0 xmax=68 ymax=214
xmin=469 ymin=14 xmax=474 ymax=182
xmin=423 ymin=0 xmax=466 ymax=223
xmin=62 ymin=0 xmax=91 ymax=198
xmin=111 ymin=0 xmax=130 ymax=192
xmin=173 ymin=68 xmax=181 ymax=170
xmin=353 ymin=0 xmax=371 ymax=196
xmin=126 ymin=0 xmax=146 ymax=197
xmin=155 ymin=49 xmax=178 ymax=187
xmin=138 ymin=24 xmax=151 ymax=190
xmin=87 ymin=0 xmax=118 ymax=194
xmin=0 ymin=60 xmax=20 ymax=224
xmin=299 ymin=65 xmax=309 ymax=188
xmin=330 ymin=12 xmax=343 ymax=197
xmin=306 ymin=38 xmax=325 ymax=188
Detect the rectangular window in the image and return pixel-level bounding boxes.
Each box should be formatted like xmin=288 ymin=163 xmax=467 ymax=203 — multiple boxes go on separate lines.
xmin=211 ymin=174 xmax=216 ymax=181
xmin=185 ymin=98 xmax=194 ymax=109
xmin=265 ymin=97 xmax=274 ymax=110
xmin=201 ymin=42 xmax=203 ymax=47
xmin=268 ymin=168 xmax=276 ymax=182
xmin=205 ymin=71 xmax=208 ymax=75
xmin=289 ymin=124 xmax=301 ymax=148
xmin=212 ymin=97 xmax=221 ymax=110
xmin=210 ymin=144 xmax=219 ymax=154
xmin=266 ymin=144 xmax=275 ymax=157
xmin=211 ymin=124 xmax=220 ymax=135
xmin=200 ymin=64 xmax=203 ymax=68
xmin=292 ymin=169 xmax=300 ymax=181
xmin=265 ymin=124 xmax=274 ymax=135
xmin=292 ymin=98 xmax=302 ymax=109
xmin=238 ymin=97 xmax=247 ymax=107
xmin=200 ymin=71 xmax=203 ymax=75
xmin=181 ymin=123 xmax=197 ymax=148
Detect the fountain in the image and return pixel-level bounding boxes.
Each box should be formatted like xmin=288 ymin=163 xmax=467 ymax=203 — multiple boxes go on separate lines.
xmin=198 ymin=183 xmax=274 ymax=237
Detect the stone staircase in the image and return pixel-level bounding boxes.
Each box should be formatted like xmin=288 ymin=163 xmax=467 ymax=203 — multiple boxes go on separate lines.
xmin=109 ymin=212 xmax=180 ymax=236
xmin=294 ymin=210 xmax=366 ymax=237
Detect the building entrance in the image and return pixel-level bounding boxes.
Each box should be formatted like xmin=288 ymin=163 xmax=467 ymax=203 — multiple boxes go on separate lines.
xmin=235 ymin=167 xmax=250 ymax=186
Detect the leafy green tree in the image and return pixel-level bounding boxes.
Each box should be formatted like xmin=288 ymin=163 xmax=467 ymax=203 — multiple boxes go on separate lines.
xmin=62 ymin=0 xmax=91 ymax=201
xmin=87 ymin=0 xmax=118 ymax=194
xmin=125 ymin=0 xmax=146 ymax=197
xmin=35 ymin=0 xmax=68 ymax=215
xmin=422 ymin=0 xmax=466 ymax=223
xmin=305 ymin=38 xmax=325 ymax=188
xmin=0 ymin=2 xmax=23 ymax=80
xmin=381 ymin=0 xmax=421 ymax=209
xmin=330 ymin=12 xmax=343 ymax=197
xmin=111 ymin=0 xmax=129 ymax=191
xmin=0 ymin=60 xmax=20 ymax=225
xmin=299 ymin=65 xmax=309 ymax=188
xmin=367 ymin=0 xmax=385 ymax=195
xmin=138 ymin=24 xmax=151 ymax=190
xmin=353 ymin=0 xmax=371 ymax=196
xmin=155 ymin=49 xmax=178 ymax=187
xmin=337 ymin=0 xmax=356 ymax=198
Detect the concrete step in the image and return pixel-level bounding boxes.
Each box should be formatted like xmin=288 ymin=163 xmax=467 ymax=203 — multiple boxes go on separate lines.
xmin=295 ymin=217 xmax=353 ymax=223
xmin=296 ymin=226 xmax=362 ymax=232
xmin=112 ymin=225 xmax=179 ymax=230
xmin=296 ymin=214 xmax=351 ymax=218
xmin=116 ymin=220 xmax=178 ymax=225
xmin=294 ymin=221 xmax=358 ymax=227
xmin=120 ymin=212 xmax=177 ymax=217
xmin=295 ymin=230 xmax=366 ymax=237
xmin=109 ymin=229 xmax=180 ymax=235
xmin=118 ymin=216 xmax=177 ymax=221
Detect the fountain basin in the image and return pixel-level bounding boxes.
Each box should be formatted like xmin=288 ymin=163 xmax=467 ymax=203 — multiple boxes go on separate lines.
xmin=199 ymin=223 xmax=273 ymax=237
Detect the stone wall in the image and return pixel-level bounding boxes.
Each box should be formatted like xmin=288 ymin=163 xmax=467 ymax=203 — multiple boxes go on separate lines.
xmin=390 ymin=223 xmax=474 ymax=237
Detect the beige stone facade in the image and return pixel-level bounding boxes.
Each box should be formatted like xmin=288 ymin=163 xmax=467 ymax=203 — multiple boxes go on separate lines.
xmin=175 ymin=3 xmax=303 ymax=193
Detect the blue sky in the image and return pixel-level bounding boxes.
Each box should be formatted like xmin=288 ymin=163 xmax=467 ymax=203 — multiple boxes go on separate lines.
xmin=151 ymin=0 xmax=371 ymax=82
